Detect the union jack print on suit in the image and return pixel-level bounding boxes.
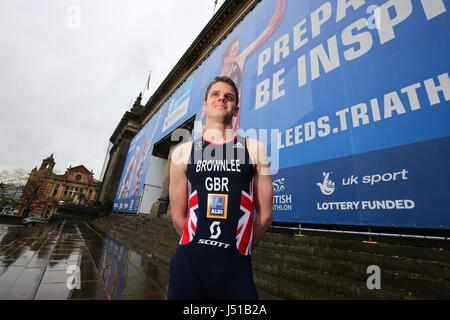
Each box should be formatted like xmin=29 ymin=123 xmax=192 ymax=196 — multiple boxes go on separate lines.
xmin=180 ymin=181 xmax=198 ymax=245
xmin=236 ymin=180 xmax=254 ymax=255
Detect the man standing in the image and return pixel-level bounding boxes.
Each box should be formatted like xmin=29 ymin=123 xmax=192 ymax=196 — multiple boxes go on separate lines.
xmin=168 ymin=76 xmax=273 ymax=299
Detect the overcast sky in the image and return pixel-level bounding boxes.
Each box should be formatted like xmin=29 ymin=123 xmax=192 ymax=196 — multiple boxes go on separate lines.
xmin=0 ymin=0 xmax=225 ymax=180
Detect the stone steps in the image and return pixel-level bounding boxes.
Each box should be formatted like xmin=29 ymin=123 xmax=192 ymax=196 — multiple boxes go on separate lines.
xmin=91 ymin=215 xmax=450 ymax=299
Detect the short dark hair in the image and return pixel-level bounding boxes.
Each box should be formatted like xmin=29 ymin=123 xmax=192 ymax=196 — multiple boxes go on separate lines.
xmin=204 ymin=76 xmax=239 ymax=107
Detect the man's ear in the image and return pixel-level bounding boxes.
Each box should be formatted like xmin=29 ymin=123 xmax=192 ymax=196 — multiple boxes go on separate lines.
xmin=202 ymin=100 xmax=206 ymax=112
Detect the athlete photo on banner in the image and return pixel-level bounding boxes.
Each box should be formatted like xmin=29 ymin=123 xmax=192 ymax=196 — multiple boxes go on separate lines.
xmin=98 ymin=235 xmax=130 ymax=297
xmin=113 ymin=110 xmax=162 ymax=213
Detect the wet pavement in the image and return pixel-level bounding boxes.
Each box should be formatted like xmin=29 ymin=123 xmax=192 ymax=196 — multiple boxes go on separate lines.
xmin=0 ymin=219 xmax=165 ymax=300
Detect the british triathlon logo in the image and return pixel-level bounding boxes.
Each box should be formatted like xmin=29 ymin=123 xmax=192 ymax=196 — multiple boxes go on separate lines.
xmin=272 ymin=178 xmax=292 ymax=212
xmin=272 ymin=178 xmax=285 ymax=193
xmin=316 ymin=172 xmax=335 ymax=196
xmin=207 ymin=194 xmax=228 ymax=219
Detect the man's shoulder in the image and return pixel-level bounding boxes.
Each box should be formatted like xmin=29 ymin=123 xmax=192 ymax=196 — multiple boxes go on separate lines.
xmin=245 ymin=137 xmax=267 ymax=153
xmin=174 ymin=140 xmax=193 ymax=151
xmin=243 ymin=136 xmax=270 ymax=170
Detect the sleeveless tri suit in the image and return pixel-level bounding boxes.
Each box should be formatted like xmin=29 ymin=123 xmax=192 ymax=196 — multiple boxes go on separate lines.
xmin=168 ymin=135 xmax=258 ymax=300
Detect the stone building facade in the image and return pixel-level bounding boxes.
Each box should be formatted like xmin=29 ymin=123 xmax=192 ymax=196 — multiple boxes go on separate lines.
xmin=17 ymin=154 xmax=100 ymax=218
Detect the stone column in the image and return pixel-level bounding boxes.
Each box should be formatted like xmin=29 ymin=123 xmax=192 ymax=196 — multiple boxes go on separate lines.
xmin=150 ymin=143 xmax=177 ymax=217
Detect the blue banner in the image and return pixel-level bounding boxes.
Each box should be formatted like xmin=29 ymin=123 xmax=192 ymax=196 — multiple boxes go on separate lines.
xmin=272 ymin=136 xmax=450 ymax=229
xmin=113 ymin=0 xmax=450 ymax=228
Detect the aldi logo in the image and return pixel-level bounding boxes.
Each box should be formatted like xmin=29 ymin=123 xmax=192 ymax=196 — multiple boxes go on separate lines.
xmin=207 ymin=194 xmax=228 ymax=219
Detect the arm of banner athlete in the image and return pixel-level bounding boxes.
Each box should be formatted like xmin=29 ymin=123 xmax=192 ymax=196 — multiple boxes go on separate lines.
xmin=169 ymin=142 xmax=192 ymax=237
xmin=248 ymin=139 xmax=273 ymax=249
xmin=238 ymin=0 xmax=286 ymax=64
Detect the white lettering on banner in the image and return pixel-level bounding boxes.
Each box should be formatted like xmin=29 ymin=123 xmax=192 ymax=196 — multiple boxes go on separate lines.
xmin=273 ymin=68 xmax=286 ymax=101
xmin=424 ymin=73 xmax=450 ymax=105
xmin=255 ymin=0 xmax=447 ymax=103
xmin=310 ymin=35 xmax=340 ymax=81
xmin=336 ymin=0 xmax=366 ymax=23
xmin=367 ymin=5 xmax=382 ymax=30
xmin=293 ymin=18 xmax=308 ymax=51
xmin=317 ymin=199 xmax=415 ymax=211
xmin=272 ymin=178 xmax=293 ymax=213
xmin=258 ymin=48 xmax=271 ymax=76
xmin=361 ymin=169 xmax=408 ymax=185
xmin=311 ymin=2 xmax=332 ymax=39
xmin=341 ymin=18 xmax=373 ymax=61
xmin=277 ymin=72 xmax=450 ymax=150
xmin=274 ymin=194 xmax=292 ymax=204
xmin=400 ymin=83 xmax=422 ymax=111
xmin=317 ymin=169 xmax=408 ymax=194
xmin=274 ymin=33 xmax=289 ymax=65
xmin=376 ymin=0 xmax=413 ymax=44
xmin=419 ymin=0 xmax=447 ymax=20
xmin=255 ymin=68 xmax=286 ymax=110
xmin=273 ymin=204 xmax=292 ymax=211
xmin=317 ymin=201 xmax=360 ymax=210
xmin=350 ymin=103 xmax=370 ymax=128
xmin=255 ymin=79 xmax=270 ymax=110
xmin=383 ymin=91 xmax=406 ymax=119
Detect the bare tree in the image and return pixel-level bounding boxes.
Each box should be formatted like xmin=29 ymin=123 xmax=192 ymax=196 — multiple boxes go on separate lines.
xmin=0 ymin=168 xmax=29 ymax=186
xmin=0 ymin=169 xmax=30 ymax=213
xmin=0 ymin=168 xmax=52 ymax=217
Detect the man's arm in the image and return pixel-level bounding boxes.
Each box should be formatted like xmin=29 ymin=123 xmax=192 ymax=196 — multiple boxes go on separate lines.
xmin=238 ymin=0 xmax=286 ymax=63
xmin=248 ymin=139 xmax=273 ymax=249
xmin=169 ymin=142 xmax=191 ymax=237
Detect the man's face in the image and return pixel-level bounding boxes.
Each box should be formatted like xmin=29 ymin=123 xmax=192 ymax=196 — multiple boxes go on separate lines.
xmin=203 ymin=81 xmax=238 ymax=123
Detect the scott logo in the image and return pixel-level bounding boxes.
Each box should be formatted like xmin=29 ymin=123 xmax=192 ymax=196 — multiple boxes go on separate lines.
xmin=197 ymin=221 xmax=230 ymax=249
xmin=209 ymin=221 xmax=221 ymax=239
xmin=316 ymin=172 xmax=335 ymax=196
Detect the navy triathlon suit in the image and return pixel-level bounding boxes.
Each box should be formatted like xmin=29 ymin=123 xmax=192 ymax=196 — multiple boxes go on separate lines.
xmin=168 ymin=135 xmax=258 ymax=300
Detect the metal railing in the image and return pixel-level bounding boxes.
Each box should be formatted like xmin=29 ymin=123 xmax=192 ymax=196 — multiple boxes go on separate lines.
xmin=270 ymin=223 xmax=449 ymax=241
